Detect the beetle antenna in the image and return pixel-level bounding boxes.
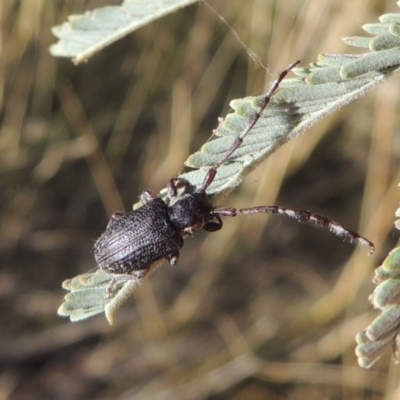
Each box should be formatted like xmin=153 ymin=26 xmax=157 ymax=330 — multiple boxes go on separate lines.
xmin=200 ymin=60 xmax=300 ymax=192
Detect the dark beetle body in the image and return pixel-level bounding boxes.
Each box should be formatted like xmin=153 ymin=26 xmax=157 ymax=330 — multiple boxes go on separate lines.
xmin=94 ymin=189 xmax=221 ymax=284
xmin=93 ymin=61 xmax=375 ymax=297
xmin=93 ymin=63 xmax=301 ymax=294
xmin=94 ymin=198 xmax=184 ymax=275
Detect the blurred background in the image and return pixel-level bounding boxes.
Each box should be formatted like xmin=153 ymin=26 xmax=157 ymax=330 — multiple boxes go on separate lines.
xmin=1 ymin=0 xmax=400 ymax=399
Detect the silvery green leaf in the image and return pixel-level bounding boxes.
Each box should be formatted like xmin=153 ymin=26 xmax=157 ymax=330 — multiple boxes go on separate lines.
xmin=341 ymin=48 xmax=400 ymax=79
xmin=362 ymin=23 xmax=392 ymax=35
xmin=366 ymin=305 xmax=400 ymax=342
xmin=370 ymin=278 xmax=400 ymax=309
xmin=58 ymin=269 xmax=140 ymax=324
xmin=355 ymin=330 xmax=397 ymax=369
xmin=378 ymin=247 xmax=400 ymax=277
xmin=343 ymin=36 xmax=371 ymax=48
xmin=372 ymin=246 xmax=400 ymax=286
xmin=374 ymin=265 xmax=394 ymax=283
xmin=50 ymin=0 xmax=199 ymax=64
xmin=356 ymin=244 xmax=400 ymax=368
xmin=374 ymin=247 xmax=400 ymax=284
xmin=369 ymin=32 xmax=400 ymax=50
xmin=380 ymin=12 xmax=400 ymax=23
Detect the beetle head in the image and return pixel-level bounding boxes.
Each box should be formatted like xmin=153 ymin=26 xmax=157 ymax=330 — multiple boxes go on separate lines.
xmin=168 ymin=191 xmax=213 ymax=236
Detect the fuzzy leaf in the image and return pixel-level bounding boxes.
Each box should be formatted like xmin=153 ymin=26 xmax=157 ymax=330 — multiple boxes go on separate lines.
xmin=355 ymin=191 xmax=400 ymax=368
xmin=50 ymin=0 xmax=199 ymax=64
xmin=175 ymin=54 xmax=400 ymax=204
xmin=58 ymin=269 xmax=139 ymax=324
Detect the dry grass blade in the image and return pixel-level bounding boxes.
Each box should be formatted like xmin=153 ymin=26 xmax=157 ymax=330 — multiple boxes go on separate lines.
xmin=2 ymin=1 xmax=400 ymax=399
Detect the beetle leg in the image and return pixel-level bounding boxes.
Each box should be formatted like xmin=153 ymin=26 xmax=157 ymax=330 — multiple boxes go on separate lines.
xmin=140 ymin=190 xmax=157 ymax=204
xmin=167 ymin=179 xmax=188 ymax=200
xmin=106 ymin=270 xmax=146 ymax=298
xmin=107 ymin=211 xmax=127 ymax=228
xmin=166 ymin=250 xmax=180 ymax=266
xmin=167 ymin=179 xmax=179 ymax=199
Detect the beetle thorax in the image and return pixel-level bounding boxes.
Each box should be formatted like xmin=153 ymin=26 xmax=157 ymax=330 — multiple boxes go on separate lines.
xmin=167 ymin=191 xmax=213 ymax=236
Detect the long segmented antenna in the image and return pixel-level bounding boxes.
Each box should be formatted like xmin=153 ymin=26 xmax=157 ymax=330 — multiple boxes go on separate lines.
xmin=201 ymin=60 xmax=301 ymax=192
xmin=195 ymin=60 xmax=374 ymax=255
xmin=214 ymin=206 xmax=375 ymax=255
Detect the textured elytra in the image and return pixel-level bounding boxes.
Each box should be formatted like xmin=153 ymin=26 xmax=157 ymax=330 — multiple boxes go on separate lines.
xmin=94 ymin=198 xmax=183 ymax=275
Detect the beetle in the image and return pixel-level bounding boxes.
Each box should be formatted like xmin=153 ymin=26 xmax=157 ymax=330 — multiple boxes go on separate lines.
xmin=94 ymin=60 xmax=375 ymax=297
